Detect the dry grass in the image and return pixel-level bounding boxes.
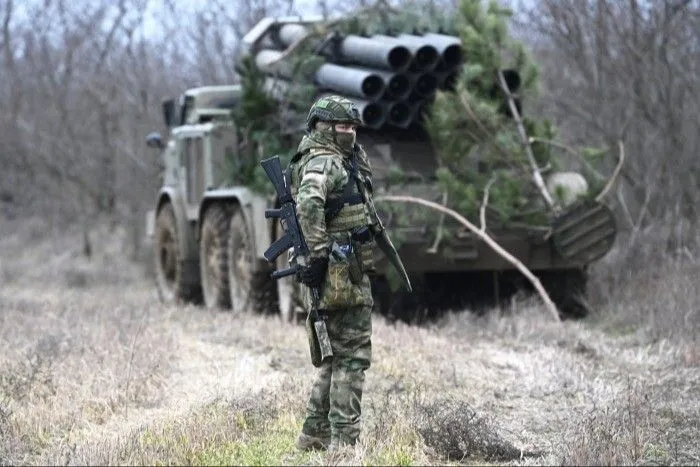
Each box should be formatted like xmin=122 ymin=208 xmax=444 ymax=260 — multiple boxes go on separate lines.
xmin=1 ymin=216 xmax=698 ymax=466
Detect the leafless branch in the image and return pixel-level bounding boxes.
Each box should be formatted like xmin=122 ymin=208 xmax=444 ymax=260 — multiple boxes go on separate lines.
xmin=480 ymin=175 xmax=497 ymax=231
xmin=496 ymin=69 xmax=558 ymax=212
xmin=376 ymin=195 xmax=561 ymax=322
xmin=595 ymin=140 xmax=625 ymax=202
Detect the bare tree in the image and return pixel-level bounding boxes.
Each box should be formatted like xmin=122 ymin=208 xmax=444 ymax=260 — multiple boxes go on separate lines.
xmin=518 ymin=0 xmax=700 ymax=257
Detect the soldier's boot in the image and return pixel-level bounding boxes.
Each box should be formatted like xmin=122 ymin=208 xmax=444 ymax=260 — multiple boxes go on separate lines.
xmin=296 ymin=432 xmax=330 ymax=451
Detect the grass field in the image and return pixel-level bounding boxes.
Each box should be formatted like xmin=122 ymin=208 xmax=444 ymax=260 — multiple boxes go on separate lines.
xmin=1 ymin=218 xmax=698 ymax=465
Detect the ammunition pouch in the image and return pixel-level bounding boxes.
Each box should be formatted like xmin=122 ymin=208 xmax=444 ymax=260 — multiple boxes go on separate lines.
xmin=317 ymin=240 xmax=366 ymax=310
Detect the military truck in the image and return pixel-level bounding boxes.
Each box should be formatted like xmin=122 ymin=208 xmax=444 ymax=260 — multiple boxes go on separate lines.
xmin=146 ymin=14 xmax=617 ymax=322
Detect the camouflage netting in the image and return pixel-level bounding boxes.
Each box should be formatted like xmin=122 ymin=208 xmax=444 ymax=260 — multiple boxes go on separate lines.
xmin=232 ymin=0 xmax=613 ymax=226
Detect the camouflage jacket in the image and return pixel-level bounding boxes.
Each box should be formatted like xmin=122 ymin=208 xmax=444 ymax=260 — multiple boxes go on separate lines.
xmin=289 ymin=132 xmax=375 ymax=310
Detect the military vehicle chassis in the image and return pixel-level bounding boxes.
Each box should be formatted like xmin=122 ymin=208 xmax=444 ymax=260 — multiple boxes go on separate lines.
xmin=146 ymin=15 xmax=617 ymax=323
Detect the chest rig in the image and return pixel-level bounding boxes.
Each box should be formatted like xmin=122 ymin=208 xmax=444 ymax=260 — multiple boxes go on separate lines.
xmin=290 ymin=148 xmax=376 ymax=272
xmin=324 ymin=152 xmax=371 ymax=233
xmin=289 ymin=149 xmax=371 ymax=231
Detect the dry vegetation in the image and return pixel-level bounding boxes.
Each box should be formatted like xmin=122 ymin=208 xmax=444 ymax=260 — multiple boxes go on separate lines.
xmin=1 ymin=217 xmax=698 ymax=466
xmin=0 ymin=0 xmax=698 ymax=465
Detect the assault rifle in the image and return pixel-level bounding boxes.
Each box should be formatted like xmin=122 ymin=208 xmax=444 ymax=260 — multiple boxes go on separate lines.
xmin=260 ymin=155 xmax=333 ymax=368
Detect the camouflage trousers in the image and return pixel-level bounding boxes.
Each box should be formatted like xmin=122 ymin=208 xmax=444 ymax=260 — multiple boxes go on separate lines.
xmin=301 ymin=304 xmax=372 ymax=445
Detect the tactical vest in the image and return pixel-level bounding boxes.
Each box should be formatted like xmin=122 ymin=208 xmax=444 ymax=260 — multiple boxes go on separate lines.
xmin=290 ymin=149 xmax=376 ymax=272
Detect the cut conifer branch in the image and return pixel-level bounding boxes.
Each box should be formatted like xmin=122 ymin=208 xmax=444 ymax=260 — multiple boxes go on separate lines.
xmin=376 ymin=195 xmax=561 ymax=322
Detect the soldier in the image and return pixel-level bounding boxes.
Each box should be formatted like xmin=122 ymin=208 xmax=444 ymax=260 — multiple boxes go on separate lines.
xmin=289 ymin=95 xmax=383 ymax=453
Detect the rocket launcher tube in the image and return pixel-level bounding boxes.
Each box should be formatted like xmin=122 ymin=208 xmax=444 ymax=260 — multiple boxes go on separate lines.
xmin=255 ymin=49 xmax=294 ymax=79
xmin=336 ymin=35 xmax=412 ymax=72
xmin=411 ymin=33 xmax=463 ymax=72
xmin=275 ymin=23 xmax=309 ymax=47
xmin=434 ymin=71 xmax=459 ymax=91
xmin=383 ymin=100 xmax=412 ymax=129
xmin=409 ymin=72 xmax=438 ymax=97
xmin=373 ymin=35 xmax=439 ymax=73
xmin=369 ymin=69 xmax=412 ymax=100
xmin=314 ymin=63 xmax=385 ymax=100
xmin=341 ymin=66 xmax=411 ymax=100
xmin=353 ymin=99 xmax=386 ymax=129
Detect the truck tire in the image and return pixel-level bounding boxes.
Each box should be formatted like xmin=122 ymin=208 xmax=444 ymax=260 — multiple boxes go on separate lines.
xmin=277 ymin=274 xmax=296 ymax=323
xmin=227 ymin=207 xmax=276 ymax=314
xmin=200 ymin=203 xmax=232 ymax=309
xmin=154 ymin=203 xmax=201 ymax=304
xmin=273 ymin=224 xmax=304 ymax=324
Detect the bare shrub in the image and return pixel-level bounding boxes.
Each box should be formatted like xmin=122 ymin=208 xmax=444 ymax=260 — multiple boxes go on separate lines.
xmin=558 ymin=381 xmax=670 ymax=466
xmin=411 ymin=393 xmax=524 ymax=462
xmin=0 ymin=335 xmax=62 ymax=404
xmin=590 ymin=246 xmax=700 ymax=343
xmin=0 ymin=335 xmax=64 ymax=464
xmin=358 ymin=389 xmax=427 ymax=465
xmin=0 ymin=286 xmax=175 ymax=464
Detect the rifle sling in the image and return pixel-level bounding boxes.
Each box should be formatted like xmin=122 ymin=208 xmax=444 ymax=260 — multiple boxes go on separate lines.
xmin=324 ymin=151 xmax=365 ymax=223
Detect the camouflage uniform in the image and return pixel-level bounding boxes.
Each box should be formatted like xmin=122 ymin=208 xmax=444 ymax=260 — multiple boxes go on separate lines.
xmin=290 ymin=96 xmax=378 ymax=449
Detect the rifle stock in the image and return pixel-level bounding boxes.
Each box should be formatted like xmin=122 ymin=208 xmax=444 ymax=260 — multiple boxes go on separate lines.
xmin=261 ymin=157 xmax=294 ymax=204
xmin=260 ymin=156 xmax=333 ymax=367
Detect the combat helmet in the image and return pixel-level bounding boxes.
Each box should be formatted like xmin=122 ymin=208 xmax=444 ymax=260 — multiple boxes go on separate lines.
xmin=305 ymin=95 xmax=363 ymax=131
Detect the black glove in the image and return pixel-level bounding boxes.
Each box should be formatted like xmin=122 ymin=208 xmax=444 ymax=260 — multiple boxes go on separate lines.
xmin=298 ymin=256 xmax=329 ymax=288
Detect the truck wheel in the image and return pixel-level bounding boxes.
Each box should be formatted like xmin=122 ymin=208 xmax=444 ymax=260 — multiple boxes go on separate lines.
xmin=154 ymin=203 xmax=201 ymax=304
xmin=273 ymin=225 xmax=303 ymax=324
xmin=227 ymin=208 xmax=276 ymax=314
xmin=200 ymin=204 xmax=232 ymax=309
xmin=277 ymin=274 xmax=296 ymax=323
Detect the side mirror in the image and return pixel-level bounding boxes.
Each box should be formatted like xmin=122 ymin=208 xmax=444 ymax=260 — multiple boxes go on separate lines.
xmin=146 ymin=132 xmax=164 ymax=150
xmin=162 ymin=98 xmax=176 ymax=127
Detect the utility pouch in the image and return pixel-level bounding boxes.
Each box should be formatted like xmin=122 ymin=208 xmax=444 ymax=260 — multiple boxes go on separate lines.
xmin=319 ymin=241 xmax=365 ymax=310
xmin=333 ymin=242 xmax=363 ymax=285
xmin=350 ymin=226 xmax=375 ymax=273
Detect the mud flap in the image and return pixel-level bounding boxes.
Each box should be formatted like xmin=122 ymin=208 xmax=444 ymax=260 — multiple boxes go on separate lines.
xmin=551 ymin=201 xmax=617 ymax=263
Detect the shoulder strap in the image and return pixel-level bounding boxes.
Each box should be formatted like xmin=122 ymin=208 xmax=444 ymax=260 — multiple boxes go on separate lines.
xmin=324 ymin=152 xmax=364 ymax=223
